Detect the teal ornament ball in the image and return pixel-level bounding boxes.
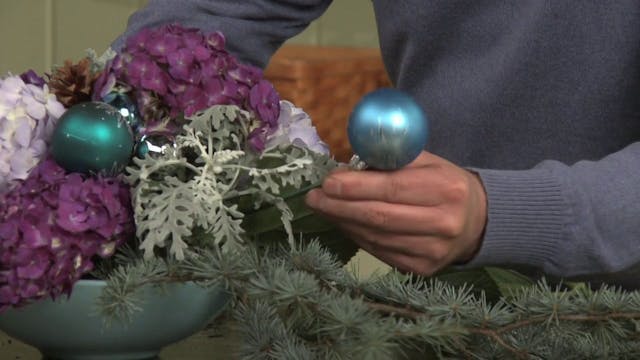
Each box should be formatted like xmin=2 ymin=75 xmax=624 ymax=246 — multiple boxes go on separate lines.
xmin=347 ymin=88 xmax=429 ymax=170
xmin=102 ymin=92 xmax=141 ymax=132
xmin=50 ymin=102 xmax=134 ymax=175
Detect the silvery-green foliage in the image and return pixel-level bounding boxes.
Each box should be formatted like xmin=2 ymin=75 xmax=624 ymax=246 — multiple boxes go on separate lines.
xmin=99 ymin=237 xmax=640 ymax=359
xmin=126 ymin=105 xmax=334 ymax=260
xmin=250 ymin=143 xmax=335 ymax=194
xmin=96 ymin=255 xmax=170 ymax=325
xmin=86 ymin=47 xmax=117 ymax=73
xmin=235 ymin=300 xmax=317 ymax=360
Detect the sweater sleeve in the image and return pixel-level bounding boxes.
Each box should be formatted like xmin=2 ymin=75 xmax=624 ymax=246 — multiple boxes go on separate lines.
xmin=113 ymin=0 xmax=333 ymax=68
xmin=465 ymin=142 xmax=640 ymax=281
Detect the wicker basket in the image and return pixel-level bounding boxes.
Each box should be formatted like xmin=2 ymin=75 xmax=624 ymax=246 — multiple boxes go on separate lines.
xmin=264 ymin=45 xmax=392 ymax=162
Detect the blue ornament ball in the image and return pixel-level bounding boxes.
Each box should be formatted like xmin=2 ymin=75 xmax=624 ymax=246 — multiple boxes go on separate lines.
xmin=50 ymin=102 xmax=135 ymax=175
xmin=347 ymin=88 xmax=429 ymax=170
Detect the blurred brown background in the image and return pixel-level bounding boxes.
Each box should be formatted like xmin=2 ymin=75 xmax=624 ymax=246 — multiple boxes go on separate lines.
xmin=265 ymin=46 xmax=391 ymax=162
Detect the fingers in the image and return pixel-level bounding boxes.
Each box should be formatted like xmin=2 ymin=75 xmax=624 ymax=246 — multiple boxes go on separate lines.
xmin=341 ymin=224 xmax=447 ymax=275
xmin=322 ymin=165 xmax=457 ymax=206
xmin=339 ymin=222 xmax=449 ymax=259
xmin=306 ymin=189 xmax=460 ymax=236
xmin=303 ymin=150 xmax=487 ymax=276
xmin=322 ymin=151 xmax=462 ymax=206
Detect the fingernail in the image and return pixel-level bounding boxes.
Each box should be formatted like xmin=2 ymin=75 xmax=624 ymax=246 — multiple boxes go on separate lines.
xmin=323 ymin=177 xmax=342 ymax=196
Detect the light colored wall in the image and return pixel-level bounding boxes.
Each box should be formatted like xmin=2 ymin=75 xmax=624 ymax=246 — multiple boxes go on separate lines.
xmin=0 ymin=0 xmax=146 ymax=74
xmin=0 ymin=0 xmax=388 ymax=277
xmin=0 ymin=0 xmax=380 ymax=74
xmin=288 ymin=1 xmax=380 ymax=47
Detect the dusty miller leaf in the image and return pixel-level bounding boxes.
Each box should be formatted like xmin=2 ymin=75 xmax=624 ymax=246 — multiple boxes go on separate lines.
xmin=184 ymin=105 xmax=251 ymax=152
xmin=249 ymin=144 xmax=335 ymax=195
xmin=125 ymin=104 xmax=342 ymax=261
xmin=127 ymin=106 xmax=253 ymax=259
xmin=135 ymin=176 xmax=194 ymax=260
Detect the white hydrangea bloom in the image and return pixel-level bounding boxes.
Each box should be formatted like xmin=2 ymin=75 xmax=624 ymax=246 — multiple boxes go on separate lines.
xmin=0 ymin=75 xmax=65 ymax=193
xmin=265 ymin=100 xmax=329 ymax=155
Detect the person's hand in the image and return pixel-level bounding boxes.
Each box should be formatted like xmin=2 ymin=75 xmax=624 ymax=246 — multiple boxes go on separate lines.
xmin=305 ymin=151 xmax=487 ymax=275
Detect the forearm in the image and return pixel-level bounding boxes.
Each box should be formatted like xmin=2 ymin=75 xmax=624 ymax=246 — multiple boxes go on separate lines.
xmin=466 ymin=141 xmax=640 ymax=281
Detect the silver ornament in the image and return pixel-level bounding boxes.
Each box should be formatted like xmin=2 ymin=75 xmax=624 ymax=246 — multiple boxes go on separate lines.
xmin=135 ymin=134 xmax=178 ymax=158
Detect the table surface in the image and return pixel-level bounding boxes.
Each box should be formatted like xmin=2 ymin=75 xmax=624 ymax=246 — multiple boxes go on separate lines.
xmin=0 ymin=320 xmax=240 ymax=360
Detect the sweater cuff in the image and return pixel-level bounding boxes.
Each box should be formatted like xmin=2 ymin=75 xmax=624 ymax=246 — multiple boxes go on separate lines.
xmin=461 ymin=167 xmax=570 ymax=271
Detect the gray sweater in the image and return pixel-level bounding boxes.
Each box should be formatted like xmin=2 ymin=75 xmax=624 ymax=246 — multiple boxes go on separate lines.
xmin=118 ymin=0 xmax=640 ymax=288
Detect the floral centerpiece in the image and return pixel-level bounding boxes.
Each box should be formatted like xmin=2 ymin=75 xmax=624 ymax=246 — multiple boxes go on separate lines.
xmin=0 ymin=23 xmax=352 ymax=311
xmin=3 ymin=23 xmax=640 ymax=360
xmin=0 ymin=23 xmax=358 ymax=358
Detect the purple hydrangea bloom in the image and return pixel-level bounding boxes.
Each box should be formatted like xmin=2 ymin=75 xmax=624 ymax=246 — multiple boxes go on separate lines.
xmin=248 ymin=80 xmax=280 ymax=128
xmin=0 ymin=159 xmax=134 ymax=311
xmin=0 ymin=74 xmax=65 ymax=194
xmin=265 ymin=100 xmax=329 ymax=155
xmin=93 ymin=23 xmax=281 ymax=143
xmin=247 ymin=125 xmax=270 ymax=153
xmin=228 ymin=64 xmax=263 ymax=87
xmin=205 ymin=31 xmax=226 ymax=51
xmin=19 ymin=70 xmax=46 ymax=87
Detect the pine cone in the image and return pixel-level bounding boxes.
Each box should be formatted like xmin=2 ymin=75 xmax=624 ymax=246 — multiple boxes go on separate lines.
xmin=48 ymin=58 xmax=97 ymax=107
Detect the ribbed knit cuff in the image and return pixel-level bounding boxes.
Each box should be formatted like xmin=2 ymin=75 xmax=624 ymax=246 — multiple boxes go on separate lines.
xmin=461 ymin=168 xmax=570 ymax=270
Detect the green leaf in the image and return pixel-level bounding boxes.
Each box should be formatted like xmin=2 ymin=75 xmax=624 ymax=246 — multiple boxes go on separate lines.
xmin=484 ymin=266 xmax=534 ymax=298
xmin=433 ymin=268 xmax=503 ymax=302
xmin=252 ymin=228 xmax=358 ymax=265
xmin=433 ymin=267 xmax=534 ymax=302
xmin=242 ymin=190 xmax=318 ymax=235
xmin=291 ymin=213 xmax=335 ymax=233
xmin=303 ymin=229 xmax=359 ymax=264
xmin=241 ymin=202 xmax=287 ymax=235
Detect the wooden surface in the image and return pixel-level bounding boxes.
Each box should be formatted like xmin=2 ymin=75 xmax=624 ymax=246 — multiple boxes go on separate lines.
xmin=265 ymin=45 xmax=389 ymax=78
xmin=0 ymin=321 xmax=240 ymax=360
